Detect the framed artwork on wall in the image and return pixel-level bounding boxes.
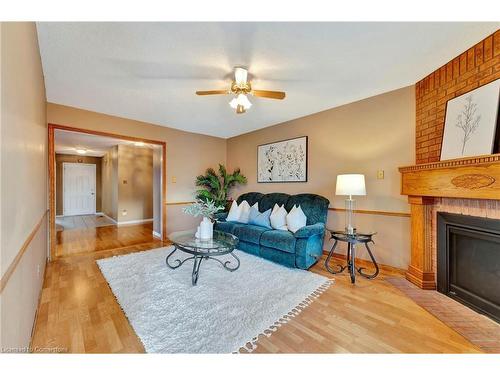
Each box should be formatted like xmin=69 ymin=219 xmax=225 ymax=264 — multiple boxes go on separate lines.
xmin=440 ymin=79 xmax=500 ymax=161
xmin=257 ymin=136 xmax=308 ymax=183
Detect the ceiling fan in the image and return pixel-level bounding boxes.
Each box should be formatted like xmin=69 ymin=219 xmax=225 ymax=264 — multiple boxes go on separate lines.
xmin=196 ymin=67 xmax=286 ymax=114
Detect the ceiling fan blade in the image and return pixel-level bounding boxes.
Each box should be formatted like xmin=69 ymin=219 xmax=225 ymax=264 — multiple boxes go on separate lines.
xmin=196 ymin=90 xmax=229 ymax=96
xmin=252 ymin=90 xmax=286 ymax=100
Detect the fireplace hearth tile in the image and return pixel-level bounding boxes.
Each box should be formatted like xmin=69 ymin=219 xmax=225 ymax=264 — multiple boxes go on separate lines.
xmin=386 ymin=277 xmax=500 ymax=353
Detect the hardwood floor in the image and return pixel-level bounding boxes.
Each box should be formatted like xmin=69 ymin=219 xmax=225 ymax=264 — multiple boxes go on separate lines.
xmin=31 ymin=244 xmax=482 ymax=353
xmin=56 ymin=222 xmax=157 ymax=257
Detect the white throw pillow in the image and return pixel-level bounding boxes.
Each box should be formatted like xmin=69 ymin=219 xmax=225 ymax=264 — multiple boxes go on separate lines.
xmin=286 ymin=205 xmax=307 ymax=233
xmin=270 ymin=204 xmax=288 ymax=230
xmin=237 ymin=201 xmax=254 ymax=224
xmin=226 ymin=200 xmax=241 ymax=222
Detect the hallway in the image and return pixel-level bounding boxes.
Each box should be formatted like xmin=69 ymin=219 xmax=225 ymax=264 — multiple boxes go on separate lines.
xmin=56 ymin=222 xmax=159 ymax=257
xmin=56 ymin=214 xmax=116 ymax=230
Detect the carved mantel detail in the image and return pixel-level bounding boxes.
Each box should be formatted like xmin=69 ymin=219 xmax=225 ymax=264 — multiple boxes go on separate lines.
xmin=399 ymin=153 xmax=500 ymax=290
xmin=451 ymin=174 xmax=495 ymax=189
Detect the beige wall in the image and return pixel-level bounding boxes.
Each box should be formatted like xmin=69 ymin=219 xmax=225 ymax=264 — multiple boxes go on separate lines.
xmin=227 ymin=86 xmax=415 ymax=269
xmin=101 ymin=146 xmax=118 ymax=220
xmin=1 ymin=22 xmax=48 ymax=349
xmin=55 ymin=154 xmax=103 ymax=215
xmin=117 ymin=144 xmax=153 ymax=222
xmin=47 ymin=103 xmax=227 ymax=233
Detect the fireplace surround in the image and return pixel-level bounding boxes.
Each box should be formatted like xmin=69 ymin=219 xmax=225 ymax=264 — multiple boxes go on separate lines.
xmin=437 ymin=212 xmax=500 ymax=323
xmin=399 ymin=153 xmax=500 ymax=290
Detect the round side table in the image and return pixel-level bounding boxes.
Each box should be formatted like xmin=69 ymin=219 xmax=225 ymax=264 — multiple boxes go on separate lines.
xmin=324 ymin=230 xmax=379 ymax=284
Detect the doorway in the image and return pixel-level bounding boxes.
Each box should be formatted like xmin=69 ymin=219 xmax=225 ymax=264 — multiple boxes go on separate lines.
xmin=49 ymin=123 xmax=167 ymax=259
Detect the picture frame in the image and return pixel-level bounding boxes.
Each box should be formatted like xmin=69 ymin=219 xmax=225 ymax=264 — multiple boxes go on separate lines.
xmin=440 ymin=79 xmax=500 ymax=161
xmin=257 ymin=136 xmax=308 ymax=183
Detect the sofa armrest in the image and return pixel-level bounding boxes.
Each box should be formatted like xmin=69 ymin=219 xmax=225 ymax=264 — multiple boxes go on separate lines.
xmin=214 ymin=212 xmax=228 ymax=222
xmin=293 ymin=223 xmax=325 ymax=238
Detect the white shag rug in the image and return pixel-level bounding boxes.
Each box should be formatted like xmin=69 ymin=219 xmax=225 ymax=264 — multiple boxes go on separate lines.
xmin=97 ymin=246 xmax=332 ymax=353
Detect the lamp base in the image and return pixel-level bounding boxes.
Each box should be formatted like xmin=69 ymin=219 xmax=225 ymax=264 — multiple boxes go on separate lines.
xmin=345 ymin=226 xmax=356 ymax=235
xmin=345 ymin=197 xmax=356 ymax=235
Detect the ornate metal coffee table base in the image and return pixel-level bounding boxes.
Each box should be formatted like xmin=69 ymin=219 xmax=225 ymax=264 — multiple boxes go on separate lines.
xmin=166 ymin=246 xmax=240 ymax=286
xmin=324 ymin=231 xmax=379 ymax=284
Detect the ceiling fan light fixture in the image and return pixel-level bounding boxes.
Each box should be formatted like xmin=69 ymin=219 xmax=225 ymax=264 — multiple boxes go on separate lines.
xmin=229 ymin=93 xmax=252 ymax=112
xmin=234 ymin=67 xmax=248 ymax=86
xmin=197 ymin=66 xmax=284 ymax=114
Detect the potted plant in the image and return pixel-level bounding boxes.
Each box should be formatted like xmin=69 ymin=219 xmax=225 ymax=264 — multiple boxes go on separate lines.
xmin=195 ymin=164 xmax=247 ymax=210
xmin=182 ymin=199 xmax=225 ymax=239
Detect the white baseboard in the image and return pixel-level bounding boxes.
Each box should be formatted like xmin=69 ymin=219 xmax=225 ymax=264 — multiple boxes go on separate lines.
xmin=118 ymin=218 xmax=154 ymax=226
xmin=152 ymin=231 xmax=162 ymax=239
xmin=98 ymin=212 xmax=118 ymax=224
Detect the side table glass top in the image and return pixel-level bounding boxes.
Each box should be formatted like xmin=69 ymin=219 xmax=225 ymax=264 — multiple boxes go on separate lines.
xmin=328 ymin=229 xmax=376 ymax=243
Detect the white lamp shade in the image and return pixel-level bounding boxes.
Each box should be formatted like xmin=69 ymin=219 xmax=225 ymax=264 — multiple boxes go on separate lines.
xmin=335 ymin=174 xmax=366 ymax=196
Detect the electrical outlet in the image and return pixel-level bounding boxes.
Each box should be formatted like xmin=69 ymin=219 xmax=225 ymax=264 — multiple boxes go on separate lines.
xmin=122 ymin=209 xmax=127 ymax=216
xmin=172 ymin=176 xmax=177 ymax=183
xmin=377 ymin=170 xmax=385 ymax=179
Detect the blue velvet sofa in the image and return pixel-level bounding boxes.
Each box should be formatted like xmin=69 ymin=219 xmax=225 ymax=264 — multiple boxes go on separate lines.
xmin=214 ymin=192 xmax=330 ymax=269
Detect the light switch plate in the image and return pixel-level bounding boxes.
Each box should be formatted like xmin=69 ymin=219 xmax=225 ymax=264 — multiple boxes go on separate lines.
xmin=377 ymin=170 xmax=385 ymax=179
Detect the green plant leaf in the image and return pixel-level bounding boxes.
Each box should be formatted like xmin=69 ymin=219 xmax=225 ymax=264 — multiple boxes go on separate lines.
xmin=193 ymin=164 xmax=246 ymax=208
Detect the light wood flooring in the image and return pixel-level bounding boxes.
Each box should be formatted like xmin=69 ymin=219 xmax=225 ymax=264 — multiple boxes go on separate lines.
xmin=56 ymin=222 xmax=157 ymax=257
xmin=31 ymin=242 xmax=482 ymax=353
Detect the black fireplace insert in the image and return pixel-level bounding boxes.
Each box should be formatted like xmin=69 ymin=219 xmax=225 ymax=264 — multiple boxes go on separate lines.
xmin=437 ymin=212 xmax=500 ymax=323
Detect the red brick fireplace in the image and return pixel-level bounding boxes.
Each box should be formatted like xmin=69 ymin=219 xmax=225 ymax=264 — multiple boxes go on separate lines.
xmin=399 ymin=30 xmax=500 ymax=290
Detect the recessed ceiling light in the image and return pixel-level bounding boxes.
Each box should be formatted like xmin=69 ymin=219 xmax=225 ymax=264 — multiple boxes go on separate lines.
xmin=134 ymin=141 xmax=145 ymax=147
xmin=75 ymin=148 xmax=87 ymax=154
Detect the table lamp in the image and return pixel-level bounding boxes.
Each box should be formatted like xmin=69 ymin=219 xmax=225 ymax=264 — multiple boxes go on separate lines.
xmin=335 ymin=174 xmax=366 ymax=234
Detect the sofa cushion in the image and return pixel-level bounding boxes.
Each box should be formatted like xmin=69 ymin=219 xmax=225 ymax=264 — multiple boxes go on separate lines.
xmin=237 ymin=240 xmax=261 ymax=256
xmin=226 ymin=200 xmax=241 ymax=222
xmin=260 ymin=230 xmax=296 ymax=253
xmin=260 ymin=246 xmax=296 ymax=268
xmin=285 ymin=194 xmax=330 ymax=225
xmin=233 ymin=224 xmax=271 ymax=245
xmin=236 ymin=192 xmax=264 ymax=207
xmin=214 ymin=221 xmax=238 ymax=234
xmin=248 ymin=207 xmax=272 ymax=229
xmin=259 ymin=193 xmax=291 ymax=212
xmin=270 ymin=204 xmax=288 ymax=230
xmin=286 ymin=205 xmax=307 ymax=233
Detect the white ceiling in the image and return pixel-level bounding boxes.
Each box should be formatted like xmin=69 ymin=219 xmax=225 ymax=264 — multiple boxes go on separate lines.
xmin=38 ymin=22 xmax=499 ymax=139
xmin=55 ymin=129 xmax=157 ymax=156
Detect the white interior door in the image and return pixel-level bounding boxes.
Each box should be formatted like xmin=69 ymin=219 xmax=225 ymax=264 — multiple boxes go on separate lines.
xmin=63 ymin=163 xmax=96 ymax=216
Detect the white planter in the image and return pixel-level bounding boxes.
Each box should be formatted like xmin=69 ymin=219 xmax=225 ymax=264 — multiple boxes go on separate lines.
xmin=199 ymin=216 xmax=213 ymax=240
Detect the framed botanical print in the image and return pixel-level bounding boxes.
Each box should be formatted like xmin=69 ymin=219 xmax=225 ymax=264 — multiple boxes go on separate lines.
xmin=257 ymin=136 xmax=307 ymax=183
xmin=440 ymin=79 xmax=500 ymax=160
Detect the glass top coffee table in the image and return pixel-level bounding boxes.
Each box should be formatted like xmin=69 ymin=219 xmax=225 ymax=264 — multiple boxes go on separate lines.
xmin=167 ymin=230 xmax=240 ymax=286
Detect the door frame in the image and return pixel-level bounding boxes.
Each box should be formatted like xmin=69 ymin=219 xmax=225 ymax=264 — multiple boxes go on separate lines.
xmin=62 ymin=162 xmax=97 ymax=216
xmin=48 ymin=123 xmax=168 ymax=260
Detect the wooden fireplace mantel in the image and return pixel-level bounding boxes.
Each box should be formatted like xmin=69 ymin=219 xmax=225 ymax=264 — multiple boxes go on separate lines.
xmin=399 ymin=153 xmax=500 ymax=290
xmin=399 ymin=153 xmax=500 ymax=200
